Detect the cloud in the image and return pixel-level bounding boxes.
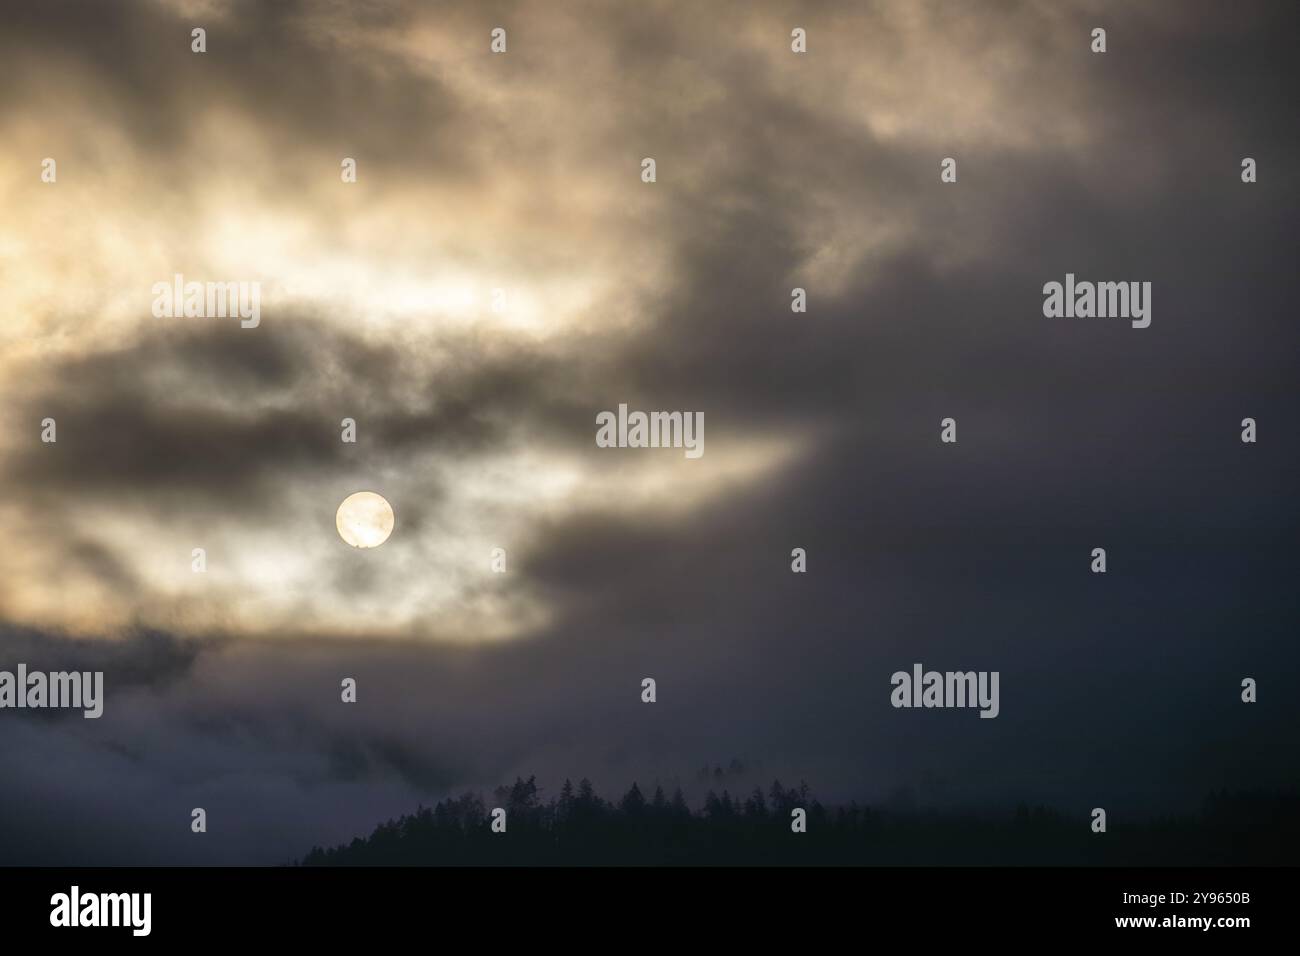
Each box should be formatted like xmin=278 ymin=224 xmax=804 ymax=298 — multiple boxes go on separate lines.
xmin=0 ymin=0 xmax=1296 ymax=862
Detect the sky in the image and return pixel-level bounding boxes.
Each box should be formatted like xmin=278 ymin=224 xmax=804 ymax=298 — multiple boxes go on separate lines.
xmin=0 ymin=0 xmax=1297 ymax=864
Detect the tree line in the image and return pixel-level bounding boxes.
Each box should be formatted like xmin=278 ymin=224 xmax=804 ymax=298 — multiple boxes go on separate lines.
xmin=298 ymin=778 xmax=1299 ymax=866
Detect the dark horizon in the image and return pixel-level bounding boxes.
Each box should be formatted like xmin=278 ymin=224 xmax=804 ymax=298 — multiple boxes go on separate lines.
xmin=298 ymin=775 xmax=1300 ymax=867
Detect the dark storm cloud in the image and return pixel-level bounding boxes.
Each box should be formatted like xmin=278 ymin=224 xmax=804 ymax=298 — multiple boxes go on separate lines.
xmin=1 ymin=0 xmax=1297 ymax=865
xmin=6 ymin=317 xmax=592 ymax=512
xmin=0 ymin=625 xmax=207 ymax=716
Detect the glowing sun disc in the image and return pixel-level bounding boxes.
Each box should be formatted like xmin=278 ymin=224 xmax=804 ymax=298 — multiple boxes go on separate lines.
xmin=336 ymin=491 xmax=395 ymax=548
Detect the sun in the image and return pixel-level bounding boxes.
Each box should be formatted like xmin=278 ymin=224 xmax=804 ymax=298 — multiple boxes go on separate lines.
xmin=336 ymin=491 xmax=395 ymax=549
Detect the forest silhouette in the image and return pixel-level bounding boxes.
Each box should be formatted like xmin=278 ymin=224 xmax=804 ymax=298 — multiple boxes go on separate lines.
xmin=299 ymin=776 xmax=1299 ymax=866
